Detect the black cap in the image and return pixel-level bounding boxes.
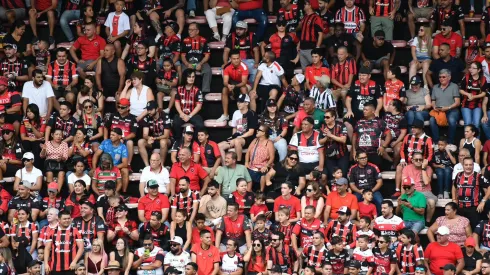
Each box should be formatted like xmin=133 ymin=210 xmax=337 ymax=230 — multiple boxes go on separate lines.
xmin=166 ymin=22 xmax=179 ymax=34
xmin=165 ymin=267 xmax=183 ymax=275
xmin=410 ymin=75 xmax=422 ymax=86
xmin=441 ymin=19 xmax=453 ymax=27
xmin=112 ymin=128 xmax=123 ymax=136
xmin=3 ymin=43 xmax=17 ymax=50
xmin=374 ymin=30 xmax=385 ymax=38
xmin=27 ymin=260 xmax=42 ymax=268
xmin=105 ymin=180 xmax=116 ymax=190
xmin=349 ymin=261 xmax=362 ymax=269
xmin=116 ymin=204 xmax=129 ymax=212
xmin=237 ymin=94 xmax=250 ymax=103
xmin=412 ymin=119 xmax=424 ymax=129
xmin=359 ymin=66 xmax=371 ymax=75
xmin=268 ymin=265 xmax=283 ymax=273
xmin=485 ymin=42 xmax=490 ymax=49
xmin=441 ymin=264 xmax=456 ymax=271
xmin=266 ymin=99 xmax=277 ymax=107
xmin=146 ymin=100 xmax=157 ymax=110
xmin=276 ymin=19 xmax=287 ymax=26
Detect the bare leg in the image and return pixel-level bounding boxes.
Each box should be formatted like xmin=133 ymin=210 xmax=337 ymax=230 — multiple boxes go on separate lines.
xmin=222 ymin=87 xmax=230 ymax=117
xmin=235 ymin=138 xmax=245 ymax=162
xmin=126 ymin=140 xmax=134 ymax=166
xmin=57 ymin=171 xmax=65 ymax=193
xmin=157 ymin=92 xmax=164 ymax=110
xmin=160 ymin=139 xmax=170 ymax=166
xmin=175 ymin=9 xmax=185 ymax=35
xmin=150 ymin=12 xmax=163 ymax=36
xmin=426 ymin=199 xmax=436 ymax=223
xmin=408 ymin=12 xmax=415 ymax=38
xmin=120 ymin=168 xmax=128 ymax=192
xmin=345 ymin=122 xmax=354 ymax=144
xmin=29 ymin=9 xmax=38 ymax=37
xmin=47 ymin=10 xmax=55 ymax=37
xmin=168 ymin=90 xmax=176 ymax=111
xmin=114 ymin=40 xmax=122 ymax=58
xmin=422 ymin=60 xmax=431 ymax=86
xmin=138 ymin=139 xmax=149 ymax=166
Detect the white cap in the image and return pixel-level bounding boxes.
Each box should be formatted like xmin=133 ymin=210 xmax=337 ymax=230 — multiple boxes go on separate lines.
xmin=295 ymin=74 xmax=305 ymax=84
xmin=436 ymin=226 xmax=450 ymax=236
xmin=20 ymin=180 xmax=36 ymax=189
xmin=22 ymin=152 xmax=35 ymax=160
xmin=184 ymin=125 xmax=194 ymax=133
xmin=169 ymin=236 xmax=184 ymax=246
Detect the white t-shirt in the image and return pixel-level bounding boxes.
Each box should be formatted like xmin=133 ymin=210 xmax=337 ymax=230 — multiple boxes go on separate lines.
xmin=258 ymin=61 xmax=284 ymax=86
xmin=67 ymin=173 xmax=92 ymax=187
xmin=104 ymin=12 xmax=131 ymax=36
xmin=22 ymin=81 xmax=55 ymax=117
xmin=140 ymin=166 xmax=170 ymax=194
xmin=452 ymin=163 xmax=481 ymax=180
xmin=163 ymin=251 xmax=191 ymax=273
xmin=15 ymin=167 xmax=43 ymax=185
xmin=289 ymin=130 xmax=322 ymax=164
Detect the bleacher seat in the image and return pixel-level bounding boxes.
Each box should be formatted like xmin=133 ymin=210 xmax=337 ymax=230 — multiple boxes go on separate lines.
xmin=371 ymin=66 xmax=407 ymax=74
xmin=205 ymin=93 xmax=221 ymax=101
xmin=464 ymin=15 xmax=482 ymax=23
xmin=56 ymin=42 xmax=72 ymax=50
xmin=392 ymin=40 xmax=407 ymax=48
xmin=209 ymin=42 xmax=225 ymax=49
xmin=204 ymin=119 xmax=228 ymax=127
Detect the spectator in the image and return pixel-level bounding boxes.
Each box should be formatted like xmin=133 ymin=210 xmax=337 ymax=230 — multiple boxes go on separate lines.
xmin=125 ymin=42 xmax=157 ymax=91
xmin=324 ymin=236 xmax=349 ymax=274
xmin=326 ymin=23 xmax=360 ymax=62
xmin=245 ymin=124 xmax=275 ymax=190
xmin=396 ymin=177 xmax=427 ymax=235
xmin=191 ymin=230 xmax=220 ymax=275
xmin=330 ymin=46 xmax=357 ymax=105
xmin=334 ymin=0 xmax=366 ymax=42
xmin=243 ymin=239 xmax=266 ymax=275
xmin=84 ymin=238 xmax=108 ymax=274
xmin=227 ymin=178 xmax=255 ymax=215
xmin=70 ymin=22 xmax=106 ymax=80
xmin=171 ymin=177 xmax=200 ymax=222
xmin=324 ymin=177 xmax=359 ymax=221
xmin=395 ymin=229 xmax=426 ymax=274
xmin=383 ymin=99 xmax=408 ymax=164
xmin=369 ymin=0 xmax=397 ymax=41
xmin=172 ymin=69 xmax=205 ymax=140
xmin=21 ymin=69 xmax=54 ymax=120
xmin=40 ymin=128 xmax=68 ymax=192
xmin=427 ymin=202 xmax=471 ymax=246
xmin=430 ymin=0 xmax=465 ymax=38
xmin=104 ymin=0 xmax=130 ymax=57
xmin=425 ymin=226 xmax=464 ymax=275
xmin=96 ymin=181 xmax=124 ymax=225
xmin=426 ymin=43 xmax=465 ymax=88
xmin=214 ymin=151 xmax=252 ymax=197
xmin=170 ymin=210 xmax=192 ymax=251
xmin=220 ymin=240 xmax=245 ymax=275
xmin=92 ymin=153 xmax=122 ymax=196
xmin=198 ymin=181 xmax=227 ymax=225
xmin=72 ymin=201 xmax=106 ymax=248
xmin=429 ymin=69 xmax=461 ymax=144
xmin=0 ymin=123 xmax=22 ymax=180
xmin=459 ymin=125 xmax=482 ymax=165
xmin=164 ymin=236 xmax=191 ymax=273
xmin=348 ymin=151 xmax=383 ymax=212
xmin=0 ymin=76 xmax=21 ymax=131
xmin=461 ymin=65 xmax=487 ymax=131
xmin=433 ymin=137 xmax=457 ymax=200
xmin=1 ymin=43 xmax=31 ymax=94
xmin=232 ymin=0 xmax=267 ymax=41
xmin=155 ymin=21 xmax=181 ymax=76
xmin=13 ymin=152 xmax=42 ymax=196
xmin=169 ymin=147 xmax=211 ymax=196
xmin=405 ymin=76 xmax=432 ymax=125
xmin=257 ymin=99 xmax=287 ymax=162
xmin=79 ymin=75 xmax=105 ymax=116
xmin=325 ymin=206 xmax=356 ymax=249
xmin=8 ymin=207 xmax=38 ymax=257
xmin=20 ymin=104 xmax=45 ymax=168
xmin=76 ymin=5 xmax=101 ymax=38
xmin=409 ymin=25 xmax=433 ymax=87
xmin=408 ymin=0 xmax=434 ymax=38
xmin=122 ymin=20 xmax=156 ymax=61
xmin=474 ymin=211 xmax=490 ymax=251
xmin=64 ymin=180 xmax=96 ymax=218
xmin=109 ymin=238 xmax=134 ymax=275
xmin=59 ymin=0 xmax=85 ymax=43
xmin=453 ymin=148 xmax=481 ymax=179
xmin=138 ymin=101 xmax=171 ymax=167
xmin=384 ymin=67 xmax=406 ymax=111
xmin=197 ymin=129 xmax=222 ymax=178
xmin=120 ymin=72 xmax=155 ymax=122
xmin=373 ymin=235 xmax=397 ymax=274
xmin=148 ymin=0 xmax=185 ymax=40
xmin=266 ymin=231 xmax=299 ymax=273
xmin=432 ymin=20 xmax=463 ymax=59
xmin=67 ymin=128 xmax=91 ymax=173
xmin=217 ymin=50 xmax=250 ymax=123
xmin=95 ymin=44 xmax=126 ymax=99
xmin=291 ymin=205 xmax=325 ymax=253
xmin=12 ymin=237 xmax=33 ymax=274
xmin=139 ymin=153 xmax=170 ymax=197
xmin=373 ymin=200 xmax=405 ymax=243
xmin=215 ymin=202 xmax=252 ymax=253
xmin=104 ymin=98 xmax=137 ymax=158
xmin=261 ymin=20 xmax=300 ymax=80
xmin=289 ymin=116 xmax=325 ymax=176
xmin=39 ymin=184 xmax=63 ymax=228
xmin=361 ymin=30 xmax=394 ymax=80
xmin=155 ymin=58 xmax=178 ymax=113
xmin=44 ymin=101 xmax=77 ymax=144
xmin=132 ymin=235 xmax=165 ymax=274
xmin=309 ymin=75 xmax=336 ymax=112
xmin=38 ymin=208 xmax=58 ymax=247
xmin=301 ymin=182 xmax=325 ymax=219
xmin=138 ymin=212 xmax=170 ymax=249
xmin=137 ymin=180 xmax=170 ymax=223
xmin=292 ymin=97 xmax=325 ymax=133
xmin=0 ymin=2 xmax=26 ymax=26
xmin=204 ymin=0 xmax=234 ymax=42
xmin=265 ymin=150 xmax=306 ymax=197
xmin=274 ymin=182 xmax=302 ymax=223
xmin=462 ymin=237 xmax=482 ymax=275
xmin=181 ymin=23 xmax=211 ymax=94
xmin=351 ymin=235 xmax=374 ymax=274
xmin=77 ymin=100 xmax=104 ymax=153
xmin=305 ymin=49 xmax=331 ymax=93
xmin=28 ymin=0 xmax=56 ymax=47
xmin=297 ymin=1 xmax=324 ymax=70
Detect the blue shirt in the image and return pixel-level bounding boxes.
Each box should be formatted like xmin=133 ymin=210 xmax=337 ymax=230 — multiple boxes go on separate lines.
xmin=99 ymin=139 xmax=128 ymax=166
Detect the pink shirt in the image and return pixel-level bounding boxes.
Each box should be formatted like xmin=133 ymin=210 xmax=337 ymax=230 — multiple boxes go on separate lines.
xmin=402 ymin=164 xmax=434 ymax=192
xmin=45 ymin=141 xmax=69 ymax=160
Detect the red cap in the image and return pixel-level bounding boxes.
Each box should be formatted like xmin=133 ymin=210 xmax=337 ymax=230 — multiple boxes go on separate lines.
xmin=2 ymin=124 xmax=14 ymax=132
xmin=465 ymin=237 xmax=476 ymax=247
xmin=47 ymin=182 xmax=58 ymax=192
xmin=119 ymin=98 xmax=130 ymax=106
xmin=308 ymin=0 xmax=319 ymax=10
xmin=402 ymin=177 xmax=414 ymax=186
xmin=0 ymin=77 xmax=7 ymax=87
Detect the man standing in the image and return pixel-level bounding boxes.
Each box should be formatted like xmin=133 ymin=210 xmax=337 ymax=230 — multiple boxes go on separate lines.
xmin=214 ymin=152 xmax=252 ymax=197
xmin=44 ymin=210 xmax=84 ymax=275
xmin=425 ymin=226 xmax=464 ymax=275
xmin=335 ymin=0 xmax=366 ymax=42
xmin=191 ymin=230 xmax=220 ymax=275
xmin=69 ymin=22 xmax=106 ymax=80
xmin=298 ymin=0 xmax=324 ymax=69
xmin=0 ymin=43 xmax=30 ymax=92
xmin=181 ymin=23 xmax=211 ymax=94
xmin=215 ymin=202 xmax=252 ymax=253
xmin=278 ymin=0 xmax=303 ymax=33
xmin=396 ymin=177 xmax=427 ymax=235
xmin=369 ymin=0 xmax=399 ymax=41
xmin=45 ymin=48 xmax=79 ymax=107
xmin=348 ymin=152 xmax=384 ymax=212
xmin=96 ymin=44 xmax=126 ymax=99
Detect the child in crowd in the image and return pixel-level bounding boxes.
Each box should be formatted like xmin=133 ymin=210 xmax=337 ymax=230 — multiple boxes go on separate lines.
xmin=192 ymin=213 xmax=215 ymax=246
xmin=156 ymin=58 xmax=178 ymax=114
xmin=355 ymin=216 xmax=376 ymax=248
xmin=34 ymin=40 xmax=51 ymax=73
xmin=326 ymin=236 xmax=350 ymax=275
xmin=271 ymin=208 xmax=294 ymax=246
xmin=357 ymin=189 xmax=377 ymax=220
xmin=351 ymin=235 xmax=375 ymax=275
xmin=432 ymin=136 xmax=457 ymax=199
xmin=251 ymin=214 xmax=271 ymax=246
xmin=250 ymin=193 xmax=270 ymax=223
xmin=104 ymin=0 xmax=131 ymax=57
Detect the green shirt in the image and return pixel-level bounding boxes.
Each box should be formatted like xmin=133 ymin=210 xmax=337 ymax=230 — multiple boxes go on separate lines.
xmin=215 ymin=164 xmax=252 ymax=197
xmin=312 ymin=109 xmax=325 ymax=130
xmin=400 ymin=190 xmax=426 ymax=222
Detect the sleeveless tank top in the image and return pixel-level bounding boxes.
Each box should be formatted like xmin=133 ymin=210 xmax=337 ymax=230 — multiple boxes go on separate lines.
xmin=175 ymin=222 xmax=188 ymax=245
xmin=87 ymin=256 xmax=102 ymax=275
xmin=101 ymin=57 xmax=119 ymax=95
xmin=249 ymin=139 xmax=270 ymax=170
xmin=129 ymin=85 xmax=149 ymax=117
xmin=463 ymin=138 xmax=476 ymax=160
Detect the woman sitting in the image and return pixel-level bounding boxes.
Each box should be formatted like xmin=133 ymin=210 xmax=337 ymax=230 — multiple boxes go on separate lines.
xmin=96 ymin=180 xmax=124 ymax=226
xmin=245 ymin=124 xmax=275 ymax=191
xmin=259 ymin=99 xmax=288 ymax=161
xmin=265 ymin=150 xmax=306 ymax=198
xmin=109 ymin=238 xmax=134 ymax=275
xmin=408 ymin=25 xmax=432 ymax=88
xmin=67 ymin=128 xmax=92 ymax=176
xmin=20 ymin=103 xmax=45 ymax=169
xmin=301 ymin=182 xmax=325 ymax=219
xmin=220 ymin=239 xmax=244 ymax=275
xmin=427 ymin=202 xmax=472 ymax=247
xmin=65 ymin=180 xmax=96 ymax=218
xmin=9 ymin=207 xmax=38 ymax=258
xmin=67 ymin=160 xmax=92 ymax=193
xmin=40 ymin=128 xmax=68 ymax=192
xmin=0 ymin=123 xmax=24 ymax=180
xmin=228 ymin=178 xmax=255 ymax=215
xmin=77 ymin=100 xmax=104 ymax=153
xmin=460 ymin=62 xmax=486 ymax=131
xmin=459 ymin=125 xmax=482 ymax=165
xmin=120 ymin=72 xmax=155 ymax=122
xmin=76 ymin=76 xmax=104 ymax=116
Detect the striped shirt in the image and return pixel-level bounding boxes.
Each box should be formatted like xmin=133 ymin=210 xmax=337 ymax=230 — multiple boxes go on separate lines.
xmin=45 ymin=226 xmax=83 ymax=272
xmin=335 ymin=6 xmax=366 ymax=34
xmin=331 ymin=58 xmax=357 ymax=89
xmin=374 ymin=0 xmax=394 ymax=17
xmin=309 ymin=87 xmax=336 ymax=111
xmin=395 ymin=243 xmax=424 ymax=275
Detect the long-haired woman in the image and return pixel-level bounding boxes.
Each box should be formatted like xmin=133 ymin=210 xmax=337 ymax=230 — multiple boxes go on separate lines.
xmin=76 ymin=76 xmax=104 ymax=116
xmin=0 ymin=123 xmax=24 ymax=180
xmin=244 ymin=239 xmax=266 ymax=275
xmin=84 ymin=238 xmax=107 ymax=275
xmin=301 ymin=182 xmax=325 ymax=219
xmin=409 ymin=25 xmax=432 ymax=87
xmin=65 ymin=179 xmax=96 ymax=218
xmin=109 ymin=238 xmax=134 ymax=275
xmin=20 ymin=103 xmax=45 ymax=169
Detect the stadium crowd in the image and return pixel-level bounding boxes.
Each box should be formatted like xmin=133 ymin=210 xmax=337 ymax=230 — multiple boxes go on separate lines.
xmin=2 ymin=0 xmax=490 ymax=274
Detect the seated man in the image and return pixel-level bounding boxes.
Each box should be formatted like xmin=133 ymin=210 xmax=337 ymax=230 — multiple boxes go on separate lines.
xmin=139 ymin=153 xmax=170 ymax=197
xmin=45 ymin=47 xmax=78 ymax=108
xmin=133 ymin=235 xmax=165 ymax=274
xmin=181 ymin=23 xmax=212 ymax=94
xmin=69 ymin=22 xmax=106 ymax=79
xmin=44 ymin=101 xmax=77 ymax=144
xmin=305 ymin=49 xmax=331 ymax=92
xmin=361 ymin=30 xmax=394 ymax=80
xmin=396 ymin=177 xmax=427 ymax=236
xmin=432 ymin=20 xmax=463 ymax=59
xmin=148 ymin=0 xmax=185 ymax=40
xmin=326 ymin=23 xmax=360 ymax=62
xmin=28 ymin=0 xmax=56 ymax=46
xmin=348 ymin=151 xmax=383 ymax=213
xmin=289 ymin=117 xmax=324 ymax=176
xmin=138 ymin=101 xmax=171 ymax=167
xmin=197 ymin=129 xmax=222 ymax=179
xmin=1 ymin=43 xmax=31 ymax=93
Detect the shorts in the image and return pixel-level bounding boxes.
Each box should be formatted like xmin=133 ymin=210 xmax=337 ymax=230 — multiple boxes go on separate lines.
xmin=227 ymin=79 xmax=243 ymax=98
xmin=107 ymin=36 xmax=127 ymax=48
xmin=0 ymin=7 xmax=26 ymax=21
xmin=4 ymin=163 xmax=19 ymax=177
xmin=368 ymin=56 xmax=389 ymax=70
xmin=300 ymin=162 xmax=319 ymax=175
xmin=36 ymin=9 xmax=58 ymax=21
xmin=257 ymin=84 xmax=281 ymax=100
xmin=412 ymin=7 xmax=433 ymax=19
xmin=5 ymin=114 xmax=22 ymax=124
xmin=420 ymin=191 xmax=438 ymax=204
xmin=156 ymin=8 xmax=180 ymax=21
xmin=77 ymin=60 xmax=96 ymax=72
xmin=53 ymin=86 xmax=78 ymax=99
xmin=404 ymin=220 xmax=425 ymax=233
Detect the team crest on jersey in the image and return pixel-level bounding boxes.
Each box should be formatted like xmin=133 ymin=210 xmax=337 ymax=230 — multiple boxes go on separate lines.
xmin=190 ymin=168 xmax=195 ymax=173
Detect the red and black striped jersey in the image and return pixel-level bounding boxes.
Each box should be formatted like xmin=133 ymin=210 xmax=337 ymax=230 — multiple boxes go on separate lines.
xmin=373 ymin=0 xmax=394 ymax=17
xmin=302 ymin=245 xmax=328 ymax=268
xmin=430 ymin=5 xmax=464 ymax=32
xmin=216 ymin=214 xmax=252 ymax=248
xmin=105 ymin=112 xmax=138 ymax=139
xmin=299 ymin=13 xmax=324 ymax=49
xmin=395 ymin=243 xmax=424 ymax=275
xmin=64 ymin=0 xmax=88 ymax=10
xmin=171 ymin=189 xmax=200 ymax=217
xmin=45 ymin=226 xmax=83 ymax=272
xmin=325 ymin=220 xmax=357 ymax=249
xmin=8 ymin=221 xmax=37 ymax=242
xmin=0 ymin=90 xmax=21 ymax=115
xmin=320 ymin=121 xmax=348 ymax=159
xmin=460 ymin=74 xmax=487 ymax=109
xmin=46 ymin=60 xmax=78 ymax=87
xmin=228 ymin=191 xmax=254 ymax=215
xmin=271 ymin=222 xmax=294 ymax=246
xmin=158 ymin=34 xmax=181 ymax=60
xmin=141 ymin=111 xmax=171 ymax=138
xmin=181 ymin=36 xmax=210 ymax=64
xmin=175 ymin=86 xmax=203 ymax=115
xmin=453 ymin=171 xmax=481 ymax=208
xmin=266 ymin=245 xmax=298 ymax=274
xmin=292 ymin=218 xmax=325 ymax=249
xmin=0 ymin=57 xmax=29 ymax=92
xmin=475 ymin=220 xmax=490 ymax=248
xmin=352 ymin=247 xmax=375 ymax=272
xmin=325 ymin=249 xmax=350 ymax=274
xmin=331 ymin=57 xmax=357 ymax=89
xmin=0 ymin=0 xmax=25 ymax=9
xmin=108 ymin=219 xmax=138 ymax=246
xmin=265 ymin=33 xmax=299 ymax=63
xmin=278 ymin=4 xmax=303 ymax=33
xmin=38 ymin=223 xmax=57 ymax=245
xmin=372 ymin=247 xmax=397 ymax=275
xmin=400 ymin=133 xmax=434 ymax=163
xmin=199 ymin=141 xmax=221 ymax=168
xmin=71 ymin=215 xmax=106 ymax=245
xmin=335 ymin=6 xmax=366 ymax=33
xmin=225 ymin=32 xmax=259 ymax=60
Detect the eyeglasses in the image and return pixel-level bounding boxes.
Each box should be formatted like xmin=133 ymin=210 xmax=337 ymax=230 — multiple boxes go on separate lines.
xmin=415 ymin=267 xmax=426 ymax=272
xmin=375 ymin=36 xmax=385 ymax=40
xmin=306 ymin=189 xmax=314 ymax=192
xmin=412 ymin=158 xmax=423 ymax=162
xmin=84 ymin=105 xmax=93 ymax=109
xmin=403 ymin=186 xmax=412 ymax=190
xmin=439 ymin=76 xmax=448 ymax=79
xmin=170 ymin=243 xmax=180 ymax=247
xmin=253 ymin=243 xmax=262 ymax=247
xmin=23 ymin=159 xmax=33 ymax=162
xmin=117 ymin=105 xmax=128 ymax=109
xmin=288 ymin=157 xmax=298 ymax=161
xmin=143 ymin=243 xmax=152 ymax=247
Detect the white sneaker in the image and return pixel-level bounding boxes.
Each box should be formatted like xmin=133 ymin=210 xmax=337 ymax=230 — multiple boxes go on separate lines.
xmin=163 ymin=108 xmax=170 ymax=114
xmin=444 ymin=191 xmax=450 ymax=199
xmin=213 ymin=33 xmax=220 ymax=41
xmin=216 ymin=114 xmax=229 ymax=122
xmin=437 ymin=194 xmax=443 ymax=199
xmin=189 ymin=10 xmax=195 ymax=17
xmin=177 ymin=33 xmax=181 ymax=39
xmin=155 ymin=33 xmax=161 ymax=42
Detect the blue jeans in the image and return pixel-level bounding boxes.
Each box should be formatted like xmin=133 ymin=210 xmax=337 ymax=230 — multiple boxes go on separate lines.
xmin=429 ymin=108 xmax=459 ymax=143
xmin=269 ymin=133 xmax=287 ymax=161
xmin=187 ymin=0 xmax=196 ymax=12
xmin=482 ymin=118 xmax=490 ymax=139
xmin=435 ymin=166 xmax=452 ymax=195
xmin=60 ymin=10 xmax=80 ymax=42
xmin=232 ymin=9 xmax=267 ymax=41
xmin=243 ymin=59 xmax=257 ymax=84
xmin=461 ymin=107 xmax=482 ymax=130
xmin=404 ymin=220 xmax=425 ymax=233
xmin=354 ymin=191 xmax=383 ymax=215
xmin=405 ymin=110 xmax=429 ymax=126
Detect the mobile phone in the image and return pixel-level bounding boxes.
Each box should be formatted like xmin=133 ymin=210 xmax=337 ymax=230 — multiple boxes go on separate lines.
xmin=401 ymin=199 xmax=408 ymax=202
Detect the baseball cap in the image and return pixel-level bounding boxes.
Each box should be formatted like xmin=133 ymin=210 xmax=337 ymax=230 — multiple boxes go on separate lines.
xmin=410 ymin=75 xmax=422 ymax=86
xmin=116 ymin=204 xmax=129 ymax=212
xmin=169 ymin=236 xmax=184 ymax=246
xmin=359 ymin=66 xmax=371 ymax=75
xmin=441 ymin=264 xmax=456 ymax=271
xmin=374 ymin=30 xmax=385 ymax=38
xmin=295 ymin=73 xmax=305 ymax=84
xmin=146 ymin=100 xmax=157 ymax=110
xmin=465 ymin=237 xmax=476 ymax=247
xmin=47 ymin=182 xmax=58 ymax=192
xmin=236 ymin=21 xmax=248 ymax=29
xmin=2 ymin=124 xmax=14 ymax=132
xmin=105 ymin=180 xmax=116 ymax=190
xmin=412 ymin=119 xmax=424 ymax=129
xmin=0 ymin=77 xmax=7 ymax=87
xmin=276 ymin=19 xmax=287 ymax=26
xmin=112 ymin=128 xmax=123 ymax=136
xmin=119 ymin=98 xmax=130 ymax=106
xmin=314 ymin=75 xmax=330 ymax=87
xmin=402 ymin=177 xmax=415 ymax=186
xmin=268 ymin=265 xmax=283 ymax=273
xmin=147 ymin=179 xmax=159 ymax=189
xmin=105 ymin=260 xmax=122 ymax=270
xmin=22 ymin=152 xmax=35 ymax=161
xmin=27 ymin=260 xmax=42 ymax=268
xmin=20 ymin=180 xmax=35 ymax=190
xmin=266 ymin=99 xmax=277 ymax=107
xmin=165 ymin=267 xmax=182 ymax=275
xmin=349 ymin=261 xmax=361 ymax=269
xmin=441 ymin=19 xmax=453 ymax=27
xmin=165 ymin=22 xmax=179 ymax=34
xmin=237 ymin=94 xmax=250 ymax=103
xmin=436 ymin=226 xmax=450 ymax=236
xmin=3 ymin=43 xmax=17 ymax=50
xmin=336 ymin=178 xmax=349 ymax=185
xmin=337 ymin=206 xmax=351 ymax=215
xmin=184 ymin=125 xmax=194 ymax=134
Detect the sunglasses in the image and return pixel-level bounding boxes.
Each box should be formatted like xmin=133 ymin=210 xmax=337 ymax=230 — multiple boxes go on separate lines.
xmin=23 ymin=159 xmax=33 ymax=162
xmin=143 ymin=243 xmax=152 ymax=247
xmin=48 ymin=190 xmax=56 ymax=193
xmin=324 ymin=116 xmax=332 ymax=119
xmin=288 ymin=157 xmax=298 ymax=161
xmin=253 ymin=243 xmax=262 ymax=247
xmin=403 ymin=186 xmax=412 ymax=190
xmin=84 ymin=105 xmax=93 ymax=109
xmin=415 ymin=267 xmax=425 ymax=272
xmin=117 ymin=105 xmax=128 ymax=109
xmin=378 ymin=241 xmax=387 ymax=244
xmin=170 ymin=243 xmax=180 ymax=247
xmin=412 ymin=158 xmax=423 ymax=162
xmin=306 ymin=189 xmax=314 ymax=192
xmin=2 ymin=131 xmax=12 ymax=135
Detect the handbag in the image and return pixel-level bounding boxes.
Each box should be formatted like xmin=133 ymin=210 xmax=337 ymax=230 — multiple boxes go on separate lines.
xmin=45 ymin=159 xmax=64 ymax=172
xmin=429 ymin=109 xmax=448 ymax=127
xmin=216 ymin=6 xmax=231 ymax=15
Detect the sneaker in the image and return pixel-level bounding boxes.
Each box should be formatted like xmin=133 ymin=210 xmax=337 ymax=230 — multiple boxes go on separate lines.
xmin=213 ymin=33 xmax=220 ymax=41
xmin=216 ymin=114 xmax=229 ymax=122
xmin=437 ymin=194 xmax=443 ymax=199
xmin=189 ymin=10 xmax=195 ymax=17
xmin=48 ymin=36 xmax=55 ymax=50
xmin=391 ymin=191 xmax=401 ymax=200
xmin=221 ymin=36 xmax=227 ymax=42
xmin=444 ymin=191 xmax=450 ymax=199
xmin=163 ymin=108 xmax=170 ymax=114
xmin=155 ymin=33 xmax=162 ymax=43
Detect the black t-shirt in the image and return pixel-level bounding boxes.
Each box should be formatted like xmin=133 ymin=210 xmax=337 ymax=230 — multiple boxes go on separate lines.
xmin=428 ymin=57 xmax=465 ymax=85
xmin=326 ymin=34 xmax=356 ymax=56
xmin=2 ymin=33 xmax=30 ymax=55
xmin=13 ymin=251 xmax=32 ymax=275
xmin=362 ymin=38 xmax=394 ymax=61
xmin=271 ymin=162 xmax=304 ymax=191
xmin=463 ymin=247 xmax=482 ymax=271
xmin=232 ymin=109 xmax=258 ymax=135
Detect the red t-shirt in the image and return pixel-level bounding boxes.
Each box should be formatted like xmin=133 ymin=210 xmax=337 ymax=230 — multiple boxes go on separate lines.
xmin=169 ymin=162 xmax=208 ymax=192
xmin=250 ymin=204 xmax=268 ymax=217
xmin=36 ymin=0 xmax=52 ymax=11
xmin=191 ymin=227 xmax=215 ymax=245
xmin=424 ymin=242 xmax=463 ymax=275
xmin=433 ymin=32 xmax=463 ymax=57
xmin=273 ymin=195 xmax=301 ymax=219
xmin=223 ymin=62 xmax=249 ymax=83
xmin=358 ymin=202 xmax=377 ymax=220
xmin=238 ymin=0 xmax=263 ymax=10
xmin=65 ymin=194 xmax=96 ymax=218
xmin=191 ymin=244 xmax=221 ymax=275
xmin=137 ymin=194 xmax=170 ymax=221
xmin=73 ymin=35 xmax=107 ymax=61
xmin=483 ymin=140 xmax=490 ymax=165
